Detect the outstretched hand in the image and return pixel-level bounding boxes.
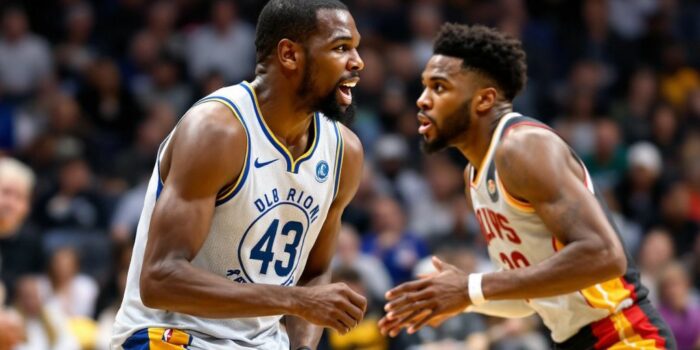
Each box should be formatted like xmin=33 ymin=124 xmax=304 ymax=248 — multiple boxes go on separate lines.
xmin=378 ymin=256 xmax=472 ymax=337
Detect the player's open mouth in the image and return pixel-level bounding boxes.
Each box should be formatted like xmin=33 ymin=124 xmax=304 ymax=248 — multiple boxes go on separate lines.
xmin=417 ymin=113 xmax=433 ymax=135
xmin=337 ymin=78 xmax=358 ymax=106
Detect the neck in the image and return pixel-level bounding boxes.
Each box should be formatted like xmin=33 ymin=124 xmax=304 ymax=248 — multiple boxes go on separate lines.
xmin=250 ymin=74 xmax=315 ymax=150
xmin=455 ymin=104 xmax=512 ymax=170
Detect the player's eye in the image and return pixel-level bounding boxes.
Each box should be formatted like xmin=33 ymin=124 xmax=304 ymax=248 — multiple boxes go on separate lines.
xmin=434 ymin=83 xmax=445 ymax=93
xmin=334 ymin=45 xmax=349 ymax=52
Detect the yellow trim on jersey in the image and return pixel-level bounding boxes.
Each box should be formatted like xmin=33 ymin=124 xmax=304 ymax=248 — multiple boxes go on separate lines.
xmin=197 ymin=97 xmax=250 ymax=202
xmin=242 ymin=81 xmax=319 ymax=171
xmin=608 ymin=313 xmax=659 ymax=349
xmin=471 ymin=124 xmax=503 ymax=187
xmin=495 ymin=174 xmax=535 ymax=213
xmin=147 ymin=328 xmax=191 ymax=349
xmin=553 ymin=238 xmax=566 ymax=251
xmin=580 ymin=278 xmax=631 ymax=314
xmin=332 ymin=121 xmax=344 ymax=200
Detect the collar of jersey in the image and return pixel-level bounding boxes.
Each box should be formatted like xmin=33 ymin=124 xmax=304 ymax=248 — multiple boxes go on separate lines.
xmin=241 ymin=81 xmax=320 ymax=174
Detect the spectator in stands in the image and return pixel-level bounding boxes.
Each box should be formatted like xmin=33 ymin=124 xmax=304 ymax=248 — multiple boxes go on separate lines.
xmin=186 ymin=0 xmax=255 ymax=84
xmin=362 ymin=196 xmax=428 ymax=285
xmin=0 ymin=157 xmax=35 ymax=350
xmin=638 ymin=228 xmax=676 ymax=304
xmin=657 ymin=262 xmax=700 ymax=350
xmin=0 ymin=157 xmax=42 ymax=292
xmin=615 ymin=142 xmax=665 ymax=230
xmin=583 ymin=118 xmax=627 ymax=192
xmin=333 ymin=223 xmax=392 ymax=301
xmin=0 ymin=6 xmax=52 ymax=98
xmin=37 ymin=247 xmax=98 ymax=319
xmin=12 ymin=275 xmax=78 ymax=350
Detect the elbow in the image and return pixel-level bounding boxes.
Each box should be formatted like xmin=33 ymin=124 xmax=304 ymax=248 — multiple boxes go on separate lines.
xmin=140 ymin=261 xmax=177 ymax=309
xmin=599 ymin=245 xmax=627 ymax=279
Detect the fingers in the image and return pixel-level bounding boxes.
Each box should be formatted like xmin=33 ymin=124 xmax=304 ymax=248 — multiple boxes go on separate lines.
xmin=406 ymin=309 xmax=438 ymax=334
xmin=386 ymin=298 xmax=432 ymax=321
xmin=344 ymin=287 xmax=368 ymax=313
xmin=334 ymin=308 xmax=357 ymax=332
xmin=385 ymin=309 xmax=432 ymax=337
xmin=432 ymin=256 xmax=444 ymax=271
xmin=340 ymin=297 xmax=365 ymax=326
xmin=384 ymin=288 xmax=434 ymax=315
xmin=416 ymin=272 xmax=438 ymax=279
xmin=385 ymin=279 xmax=430 ymax=300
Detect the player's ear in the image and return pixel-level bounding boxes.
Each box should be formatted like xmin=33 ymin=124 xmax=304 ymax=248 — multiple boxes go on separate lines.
xmin=277 ymin=39 xmax=303 ymax=71
xmin=475 ymin=87 xmax=497 ymax=113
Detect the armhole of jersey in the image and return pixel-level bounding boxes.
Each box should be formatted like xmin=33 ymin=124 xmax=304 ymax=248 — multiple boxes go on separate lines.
xmin=468 ymin=164 xmax=477 ymax=189
xmin=494 ymin=171 xmax=535 ymax=213
xmin=571 ymin=151 xmax=596 ymax=195
xmin=155 ymin=135 xmax=171 ymax=200
xmin=332 ymin=122 xmax=344 ymax=201
xmin=192 ymin=95 xmax=252 ymax=206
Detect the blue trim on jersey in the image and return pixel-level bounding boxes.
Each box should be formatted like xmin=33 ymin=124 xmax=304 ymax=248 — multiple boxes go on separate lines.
xmin=154 ymin=134 xmax=171 ymax=201
xmin=332 ymin=122 xmax=344 ymax=200
xmin=194 ymin=95 xmax=252 ymax=206
xmin=122 ymin=329 xmax=150 ymax=350
xmin=155 ymin=167 xmax=163 ymax=200
xmin=241 ymin=82 xmax=320 ymax=174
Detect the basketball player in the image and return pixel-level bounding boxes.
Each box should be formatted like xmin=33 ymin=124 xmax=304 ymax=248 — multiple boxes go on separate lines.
xmin=112 ymin=1 xmax=367 ymax=349
xmin=378 ymin=24 xmax=676 ymax=349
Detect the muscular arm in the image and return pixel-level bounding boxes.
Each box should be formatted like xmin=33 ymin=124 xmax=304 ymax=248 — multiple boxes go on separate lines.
xmin=287 ymin=125 xmax=365 ymax=349
xmin=483 ymin=127 xmax=627 ymax=300
xmin=140 ymin=101 xmax=300 ymax=318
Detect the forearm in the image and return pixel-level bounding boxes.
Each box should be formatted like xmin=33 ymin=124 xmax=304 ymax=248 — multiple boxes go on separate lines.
xmin=141 ymin=259 xmax=301 ymax=318
xmin=483 ymin=240 xmax=624 ymax=300
xmin=466 ymin=299 xmax=534 ymax=318
xmin=286 ymin=270 xmax=331 ymax=350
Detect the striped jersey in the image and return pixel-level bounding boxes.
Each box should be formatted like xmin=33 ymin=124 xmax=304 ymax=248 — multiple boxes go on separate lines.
xmin=112 ymin=81 xmax=346 ymax=349
xmin=468 ymin=113 xmax=648 ymax=343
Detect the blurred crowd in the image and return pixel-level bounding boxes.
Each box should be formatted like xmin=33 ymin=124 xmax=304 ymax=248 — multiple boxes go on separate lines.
xmin=1 ymin=0 xmax=700 ymax=349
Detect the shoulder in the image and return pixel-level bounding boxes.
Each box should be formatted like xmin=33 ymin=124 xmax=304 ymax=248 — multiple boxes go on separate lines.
xmin=494 ymin=125 xmax=571 ymax=202
xmin=495 ymin=125 xmax=569 ymax=171
xmin=175 ymin=100 xmax=247 ymax=152
xmin=164 ymin=101 xmax=248 ymax=193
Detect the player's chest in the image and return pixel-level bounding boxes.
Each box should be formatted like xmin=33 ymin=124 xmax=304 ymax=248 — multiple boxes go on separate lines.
xmin=471 ymin=195 xmax=556 ymax=269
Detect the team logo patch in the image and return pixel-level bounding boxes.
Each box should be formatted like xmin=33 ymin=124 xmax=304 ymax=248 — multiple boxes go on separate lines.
xmin=487 ymin=179 xmax=496 ymax=194
xmin=315 ymin=160 xmax=329 ymax=183
xmin=162 ymin=329 xmax=173 ymax=342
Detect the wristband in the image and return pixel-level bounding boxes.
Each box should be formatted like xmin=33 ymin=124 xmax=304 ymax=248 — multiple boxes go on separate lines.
xmin=468 ymin=273 xmax=487 ymax=306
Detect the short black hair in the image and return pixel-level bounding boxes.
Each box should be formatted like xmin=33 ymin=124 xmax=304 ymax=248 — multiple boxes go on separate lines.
xmin=434 ymin=23 xmax=527 ymax=101
xmin=255 ymin=0 xmax=348 ymax=63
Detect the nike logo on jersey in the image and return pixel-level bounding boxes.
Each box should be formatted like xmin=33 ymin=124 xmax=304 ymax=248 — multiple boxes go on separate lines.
xmin=254 ymin=158 xmax=278 ymax=168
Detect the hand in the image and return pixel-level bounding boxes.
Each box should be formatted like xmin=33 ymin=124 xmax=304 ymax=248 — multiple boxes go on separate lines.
xmin=0 ymin=309 xmax=24 ymax=350
xmin=378 ymin=256 xmax=471 ymax=337
xmin=293 ymin=282 xmax=367 ymax=335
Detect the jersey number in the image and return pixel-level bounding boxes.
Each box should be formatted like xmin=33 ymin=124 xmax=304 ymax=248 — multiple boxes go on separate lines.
xmin=499 ymin=251 xmax=531 ymax=270
xmin=250 ymin=219 xmax=303 ymax=276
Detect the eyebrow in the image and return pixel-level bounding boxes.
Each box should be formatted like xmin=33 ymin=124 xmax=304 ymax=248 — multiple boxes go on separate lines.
xmin=329 ymin=33 xmax=360 ymax=44
xmin=422 ymin=75 xmax=450 ymax=83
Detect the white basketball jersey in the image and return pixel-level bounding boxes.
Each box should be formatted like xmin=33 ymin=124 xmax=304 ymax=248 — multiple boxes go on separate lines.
xmin=469 ymin=113 xmax=648 ymax=343
xmin=112 ymin=82 xmax=345 ymax=349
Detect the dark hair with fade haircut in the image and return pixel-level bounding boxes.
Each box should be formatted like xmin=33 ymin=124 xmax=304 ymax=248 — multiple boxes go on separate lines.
xmin=255 ymin=0 xmax=348 ymax=64
xmin=433 ymin=23 xmax=527 ymax=101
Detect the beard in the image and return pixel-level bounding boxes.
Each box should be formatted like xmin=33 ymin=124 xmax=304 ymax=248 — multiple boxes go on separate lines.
xmin=421 ymin=98 xmax=472 ymax=154
xmin=297 ymin=53 xmax=355 ymax=124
